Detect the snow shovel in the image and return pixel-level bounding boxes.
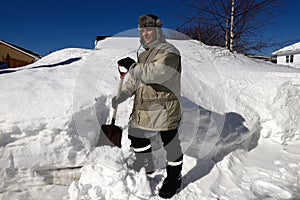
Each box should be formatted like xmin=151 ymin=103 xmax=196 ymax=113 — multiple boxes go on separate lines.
xmin=96 ymin=66 xmax=127 ymax=148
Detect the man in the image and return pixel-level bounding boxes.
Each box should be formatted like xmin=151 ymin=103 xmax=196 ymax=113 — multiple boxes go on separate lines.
xmin=112 ymin=14 xmax=183 ymax=199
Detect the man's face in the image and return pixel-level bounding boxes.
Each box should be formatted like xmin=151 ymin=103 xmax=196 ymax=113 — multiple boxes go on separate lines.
xmin=140 ymin=27 xmax=157 ymax=44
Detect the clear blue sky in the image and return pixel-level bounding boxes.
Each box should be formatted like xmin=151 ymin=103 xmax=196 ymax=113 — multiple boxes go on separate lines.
xmin=2 ymin=0 xmax=300 ymax=56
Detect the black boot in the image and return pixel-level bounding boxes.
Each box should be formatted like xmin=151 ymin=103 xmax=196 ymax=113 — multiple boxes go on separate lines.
xmin=159 ymin=164 xmax=182 ymax=199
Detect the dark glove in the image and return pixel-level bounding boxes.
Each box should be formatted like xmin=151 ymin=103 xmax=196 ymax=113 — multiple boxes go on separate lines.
xmin=112 ymin=91 xmax=129 ymax=109
xmin=117 ymin=57 xmax=136 ymax=71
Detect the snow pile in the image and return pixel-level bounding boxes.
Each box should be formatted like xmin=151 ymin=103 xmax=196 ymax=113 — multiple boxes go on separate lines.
xmin=0 ymin=36 xmax=300 ymax=200
xmin=0 ymin=49 xmax=91 ymax=171
xmin=69 ymin=146 xmax=152 ymax=200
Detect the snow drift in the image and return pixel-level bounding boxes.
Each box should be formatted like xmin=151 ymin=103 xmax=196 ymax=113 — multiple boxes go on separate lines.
xmin=0 ymin=36 xmax=299 ymax=200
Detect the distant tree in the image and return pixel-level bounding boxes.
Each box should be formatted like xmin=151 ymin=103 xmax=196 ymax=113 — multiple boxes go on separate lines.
xmin=177 ymin=0 xmax=282 ymax=54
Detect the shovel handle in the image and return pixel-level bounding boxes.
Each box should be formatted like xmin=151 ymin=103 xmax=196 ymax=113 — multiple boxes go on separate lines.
xmin=111 ymin=76 xmax=124 ymax=124
xmin=118 ymin=65 xmax=128 ymax=79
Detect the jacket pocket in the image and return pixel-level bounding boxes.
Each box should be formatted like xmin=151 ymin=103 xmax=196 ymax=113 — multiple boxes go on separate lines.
xmin=137 ymin=105 xmax=167 ymax=129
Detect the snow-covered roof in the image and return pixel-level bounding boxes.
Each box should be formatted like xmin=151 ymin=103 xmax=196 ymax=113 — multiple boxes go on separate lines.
xmin=0 ymin=40 xmax=41 ymax=60
xmin=272 ymin=41 xmax=300 ymax=56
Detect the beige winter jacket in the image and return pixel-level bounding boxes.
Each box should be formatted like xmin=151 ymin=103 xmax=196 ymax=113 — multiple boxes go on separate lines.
xmin=121 ymin=40 xmax=182 ymax=131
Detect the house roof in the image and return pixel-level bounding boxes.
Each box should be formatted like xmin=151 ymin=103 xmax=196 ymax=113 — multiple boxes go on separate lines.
xmin=0 ymin=40 xmax=41 ymax=60
xmin=272 ymin=41 xmax=300 ymax=56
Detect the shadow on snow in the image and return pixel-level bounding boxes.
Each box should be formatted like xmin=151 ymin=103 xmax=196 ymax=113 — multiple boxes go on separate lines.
xmin=178 ymin=96 xmax=261 ymax=190
xmin=147 ymin=96 xmax=261 ymax=192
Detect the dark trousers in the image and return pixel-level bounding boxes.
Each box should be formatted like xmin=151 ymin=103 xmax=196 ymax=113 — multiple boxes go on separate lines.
xmin=128 ymin=127 xmax=183 ymax=165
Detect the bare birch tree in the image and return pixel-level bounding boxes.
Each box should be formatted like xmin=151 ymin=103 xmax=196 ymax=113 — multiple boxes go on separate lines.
xmin=229 ymin=0 xmax=235 ymax=51
xmin=177 ymin=0 xmax=281 ymax=54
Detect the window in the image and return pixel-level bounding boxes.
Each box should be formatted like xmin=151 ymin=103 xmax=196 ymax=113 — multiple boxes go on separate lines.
xmin=290 ymin=55 xmax=294 ymax=63
xmin=286 ymin=55 xmax=294 ymax=63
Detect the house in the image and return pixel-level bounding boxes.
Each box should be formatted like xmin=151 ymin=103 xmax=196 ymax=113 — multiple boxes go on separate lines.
xmin=0 ymin=40 xmax=41 ymax=69
xmin=272 ymin=41 xmax=300 ymax=68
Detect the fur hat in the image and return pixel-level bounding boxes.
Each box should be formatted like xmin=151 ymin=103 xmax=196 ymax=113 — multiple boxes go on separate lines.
xmin=138 ymin=14 xmax=163 ymax=29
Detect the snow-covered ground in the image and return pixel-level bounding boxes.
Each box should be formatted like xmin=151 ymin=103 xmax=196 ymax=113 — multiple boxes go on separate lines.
xmin=0 ymin=36 xmax=299 ymax=200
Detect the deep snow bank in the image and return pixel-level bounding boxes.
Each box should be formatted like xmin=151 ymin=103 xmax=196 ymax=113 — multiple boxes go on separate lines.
xmin=0 ymin=36 xmax=299 ymax=199
xmin=0 ymin=49 xmax=91 ymax=170
xmin=97 ymin=37 xmax=300 ymax=145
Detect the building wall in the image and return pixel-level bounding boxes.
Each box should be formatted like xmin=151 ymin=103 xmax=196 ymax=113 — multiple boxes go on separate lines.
xmin=277 ymin=55 xmax=286 ymax=65
xmin=276 ymin=54 xmax=300 ymax=69
xmin=292 ymin=54 xmax=300 ymax=68
xmin=0 ymin=43 xmax=36 ymax=68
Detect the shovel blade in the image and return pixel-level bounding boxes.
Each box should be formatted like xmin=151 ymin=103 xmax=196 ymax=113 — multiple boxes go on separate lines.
xmin=96 ymin=124 xmax=122 ymax=148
